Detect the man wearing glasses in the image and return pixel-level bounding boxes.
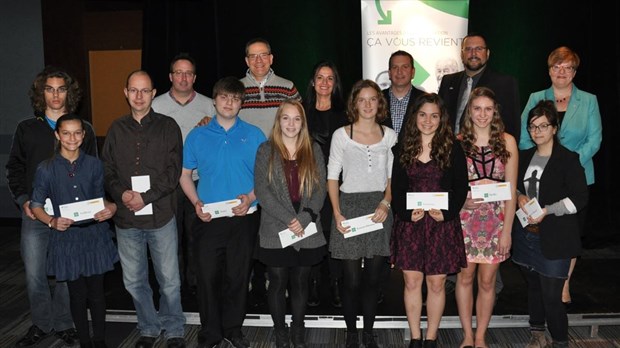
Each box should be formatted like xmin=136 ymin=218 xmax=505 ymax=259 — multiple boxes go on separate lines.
xmin=101 ymin=70 xmax=186 ymax=348
xmin=239 ymin=37 xmax=301 ymax=137
xmin=152 ymin=53 xmax=215 ymax=295
xmin=438 ymin=32 xmax=521 ymax=140
xmin=180 ymin=77 xmax=266 ymax=348
xmin=7 ymin=66 xmax=96 ymax=347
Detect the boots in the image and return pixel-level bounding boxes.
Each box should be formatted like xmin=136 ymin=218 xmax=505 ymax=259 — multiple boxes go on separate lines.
xmin=526 ymin=330 xmax=551 ymax=348
xmin=274 ymin=325 xmax=290 ymax=348
xmin=345 ymin=330 xmax=359 ymax=348
xmin=408 ymin=338 xmax=423 ymax=348
xmin=362 ymin=331 xmax=378 ymax=348
xmin=423 ymin=339 xmax=437 ymax=348
xmin=331 ymin=278 xmax=342 ymax=308
xmin=307 ymin=278 xmax=320 ymax=307
xmin=290 ymin=323 xmax=306 ymax=348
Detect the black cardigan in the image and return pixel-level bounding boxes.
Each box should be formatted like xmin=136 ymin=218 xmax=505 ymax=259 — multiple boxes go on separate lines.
xmin=516 ymin=142 xmax=588 ymax=259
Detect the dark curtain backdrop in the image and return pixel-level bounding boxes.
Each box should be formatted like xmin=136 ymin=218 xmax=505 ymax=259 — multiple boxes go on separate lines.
xmin=141 ymin=0 xmax=620 ymax=245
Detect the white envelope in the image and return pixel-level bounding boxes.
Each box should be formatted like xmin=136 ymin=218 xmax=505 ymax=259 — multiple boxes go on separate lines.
xmin=131 ymin=175 xmax=152 ymax=215
xmin=341 ymin=214 xmax=383 ymax=239
xmin=523 ymin=197 xmax=544 ymax=219
xmin=406 ymin=192 xmax=449 ymax=210
xmin=278 ymin=222 xmax=318 ymax=248
xmin=470 ymin=182 xmax=512 ymax=202
xmin=59 ymin=197 xmax=105 ymax=222
xmin=202 ymin=199 xmax=241 ymax=218
xmin=515 ymin=208 xmax=530 ymax=227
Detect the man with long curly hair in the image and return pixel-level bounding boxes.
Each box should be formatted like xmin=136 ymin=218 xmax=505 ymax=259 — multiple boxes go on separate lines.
xmin=6 ymin=66 xmax=97 ymax=347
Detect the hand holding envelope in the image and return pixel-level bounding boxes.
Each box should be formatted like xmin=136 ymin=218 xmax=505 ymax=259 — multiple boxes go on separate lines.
xmin=515 ymin=197 xmax=545 ymax=227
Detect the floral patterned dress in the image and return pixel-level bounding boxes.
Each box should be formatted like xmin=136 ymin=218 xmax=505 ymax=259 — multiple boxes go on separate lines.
xmin=460 ymin=146 xmax=508 ymax=264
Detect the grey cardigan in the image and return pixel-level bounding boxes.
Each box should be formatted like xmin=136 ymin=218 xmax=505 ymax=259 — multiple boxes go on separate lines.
xmin=254 ymin=141 xmax=327 ymax=250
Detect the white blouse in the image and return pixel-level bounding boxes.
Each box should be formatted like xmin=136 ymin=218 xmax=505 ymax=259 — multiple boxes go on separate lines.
xmin=327 ymin=126 xmax=397 ymax=193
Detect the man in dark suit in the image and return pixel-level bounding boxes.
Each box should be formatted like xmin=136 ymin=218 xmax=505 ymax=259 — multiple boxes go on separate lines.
xmin=381 ymin=50 xmax=425 ymax=136
xmin=438 ymin=33 xmax=521 ymax=140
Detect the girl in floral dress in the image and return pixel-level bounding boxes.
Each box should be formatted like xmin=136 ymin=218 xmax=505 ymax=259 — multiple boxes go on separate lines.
xmin=456 ymin=87 xmax=518 ymax=348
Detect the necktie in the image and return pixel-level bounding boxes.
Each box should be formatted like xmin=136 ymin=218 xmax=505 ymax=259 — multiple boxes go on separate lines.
xmin=455 ymin=76 xmax=472 ymax=133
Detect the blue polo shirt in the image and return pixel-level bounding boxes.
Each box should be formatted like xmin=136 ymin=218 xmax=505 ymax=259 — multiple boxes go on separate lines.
xmin=183 ymin=117 xmax=266 ymax=206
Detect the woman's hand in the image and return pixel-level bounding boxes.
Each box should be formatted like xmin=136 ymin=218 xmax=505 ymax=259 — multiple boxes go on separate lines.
xmin=463 ymin=197 xmax=484 ymax=210
xmin=411 ymin=209 xmax=425 ymax=222
xmin=371 ymin=202 xmax=389 ymax=223
xmin=288 ymin=218 xmax=304 ymax=237
xmin=517 ymin=194 xmax=530 ymax=212
xmin=429 ymin=209 xmax=444 ymax=222
xmin=94 ymin=201 xmax=117 ymax=222
xmin=498 ymin=232 xmax=512 ymax=257
xmin=52 ymin=216 xmax=74 ymax=231
xmin=334 ymin=213 xmax=350 ymax=234
xmin=527 ymin=207 xmax=547 ymax=225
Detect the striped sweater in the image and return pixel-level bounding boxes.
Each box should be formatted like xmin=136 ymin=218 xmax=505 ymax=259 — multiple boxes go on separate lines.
xmin=239 ymin=69 xmax=301 ymax=137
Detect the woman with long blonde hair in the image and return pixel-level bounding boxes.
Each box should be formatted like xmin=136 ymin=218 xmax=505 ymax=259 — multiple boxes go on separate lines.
xmin=254 ymin=99 xmax=327 ymax=348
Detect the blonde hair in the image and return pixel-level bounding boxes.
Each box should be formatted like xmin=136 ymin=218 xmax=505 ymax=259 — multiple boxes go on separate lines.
xmin=268 ymin=99 xmax=320 ymax=197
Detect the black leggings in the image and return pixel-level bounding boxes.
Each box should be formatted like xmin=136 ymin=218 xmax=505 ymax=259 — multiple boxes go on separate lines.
xmin=67 ymin=274 xmax=106 ymax=343
xmin=522 ymin=267 xmax=567 ymax=342
xmin=341 ymin=256 xmax=387 ymax=332
xmin=267 ymin=265 xmax=311 ymax=329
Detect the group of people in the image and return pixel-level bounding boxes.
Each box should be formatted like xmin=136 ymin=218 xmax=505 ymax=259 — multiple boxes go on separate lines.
xmin=6 ymin=33 xmax=601 ymax=348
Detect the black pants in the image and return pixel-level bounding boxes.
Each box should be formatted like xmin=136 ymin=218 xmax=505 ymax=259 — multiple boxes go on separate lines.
xmin=67 ymin=274 xmax=106 ymax=343
xmin=194 ymin=213 xmax=258 ymax=344
xmin=341 ymin=256 xmax=387 ymax=332
xmin=267 ymin=266 xmax=311 ymax=329
xmin=522 ymin=266 xmax=568 ymax=342
xmin=309 ymin=197 xmax=343 ymax=286
xmin=176 ymin=185 xmax=197 ymax=289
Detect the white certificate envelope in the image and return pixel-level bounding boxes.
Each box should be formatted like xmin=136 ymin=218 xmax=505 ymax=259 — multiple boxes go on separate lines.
xmin=201 ymin=199 xmax=241 ymax=218
xmin=341 ymin=214 xmax=383 ymax=239
xmin=515 ymin=208 xmax=529 ymax=227
xmin=406 ymin=192 xmax=449 ymax=210
xmin=523 ymin=197 xmax=544 ymax=219
xmin=278 ymin=222 xmax=318 ymax=248
xmin=131 ymin=175 xmax=152 ymax=215
xmin=470 ymin=182 xmax=512 ymax=202
xmin=59 ymin=197 xmax=105 ymax=222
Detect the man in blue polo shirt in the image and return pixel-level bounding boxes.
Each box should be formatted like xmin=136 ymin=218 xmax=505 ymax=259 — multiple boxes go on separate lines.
xmin=179 ymin=76 xmax=266 ymax=348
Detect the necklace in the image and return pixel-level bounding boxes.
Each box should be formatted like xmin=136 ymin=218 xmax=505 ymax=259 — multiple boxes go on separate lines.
xmin=555 ymin=95 xmax=569 ymax=103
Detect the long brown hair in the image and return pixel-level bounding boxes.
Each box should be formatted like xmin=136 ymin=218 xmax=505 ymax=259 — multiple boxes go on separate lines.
xmin=399 ymin=93 xmax=454 ymax=170
xmin=459 ymin=87 xmax=510 ymax=164
xmin=346 ymin=79 xmax=388 ymax=123
xmin=268 ymin=99 xmax=320 ymax=197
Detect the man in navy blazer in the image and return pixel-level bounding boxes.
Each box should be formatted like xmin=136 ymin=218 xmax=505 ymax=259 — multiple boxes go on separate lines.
xmin=381 ymin=50 xmax=425 ymax=136
xmin=438 ymin=33 xmax=521 ymax=141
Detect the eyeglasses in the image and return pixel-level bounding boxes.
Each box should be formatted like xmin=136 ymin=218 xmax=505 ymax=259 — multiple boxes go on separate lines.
xmin=127 ymin=88 xmax=153 ymax=95
xmin=550 ymin=65 xmax=575 ymax=73
xmin=462 ymin=46 xmax=487 ymax=53
xmin=44 ymin=86 xmax=68 ymax=94
xmin=528 ymin=123 xmax=552 ymax=133
xmin=217 ymin=94 xmax=242 ymax=103
xmin=172 ymin=70 xmax=195 ymax=78
xmin=246 ymin=52 xmax=271 ymax=61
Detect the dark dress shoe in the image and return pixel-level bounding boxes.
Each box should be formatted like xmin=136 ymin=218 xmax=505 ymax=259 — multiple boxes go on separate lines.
xmin=408 ymin=339 xmax=423 ymax=348
xmin=166 ymin=337 xmax=186 ymax=348
xmin=55 ymin=328 xmax=78 ymax=346
xmin=14 ymin=325 xmax=54 ymax=347
xmin=135 ymin=336 xmax=158 ymax=348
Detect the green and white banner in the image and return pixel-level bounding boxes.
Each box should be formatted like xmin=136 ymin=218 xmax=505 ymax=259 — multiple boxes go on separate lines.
xmin=361 ymin=0 xmax=469 ymax=92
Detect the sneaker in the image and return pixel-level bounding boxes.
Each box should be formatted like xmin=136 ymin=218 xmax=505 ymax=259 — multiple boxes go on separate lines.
xmin=14 ymin=325 xmax=54 ymax=347
xmin=134 ymin=336 xmax=158 ymax=348
xmin=55 ymin=328 xmax=78 ymax=346
xmin=224 ymin=334 xmax=250 ymax=348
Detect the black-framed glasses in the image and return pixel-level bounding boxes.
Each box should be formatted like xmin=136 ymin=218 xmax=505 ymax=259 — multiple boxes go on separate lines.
xmin=127 ymin=88 xmax=153 ymax=95
xmin=528 ymin=123 xmax=552 ymax=133
xmin=462 ymin=46 xmax=487 ymax=53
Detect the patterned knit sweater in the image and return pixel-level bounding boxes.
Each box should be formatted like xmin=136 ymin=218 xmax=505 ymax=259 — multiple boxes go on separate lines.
xmin=239 ymin=69 xmax=301 ymax=137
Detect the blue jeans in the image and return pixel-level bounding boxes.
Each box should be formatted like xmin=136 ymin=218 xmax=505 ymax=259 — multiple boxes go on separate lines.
xmin=116 ymin=217 xmax=185 ymax=338
xmin=20 ymin=212 xmax=73 ymax=332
